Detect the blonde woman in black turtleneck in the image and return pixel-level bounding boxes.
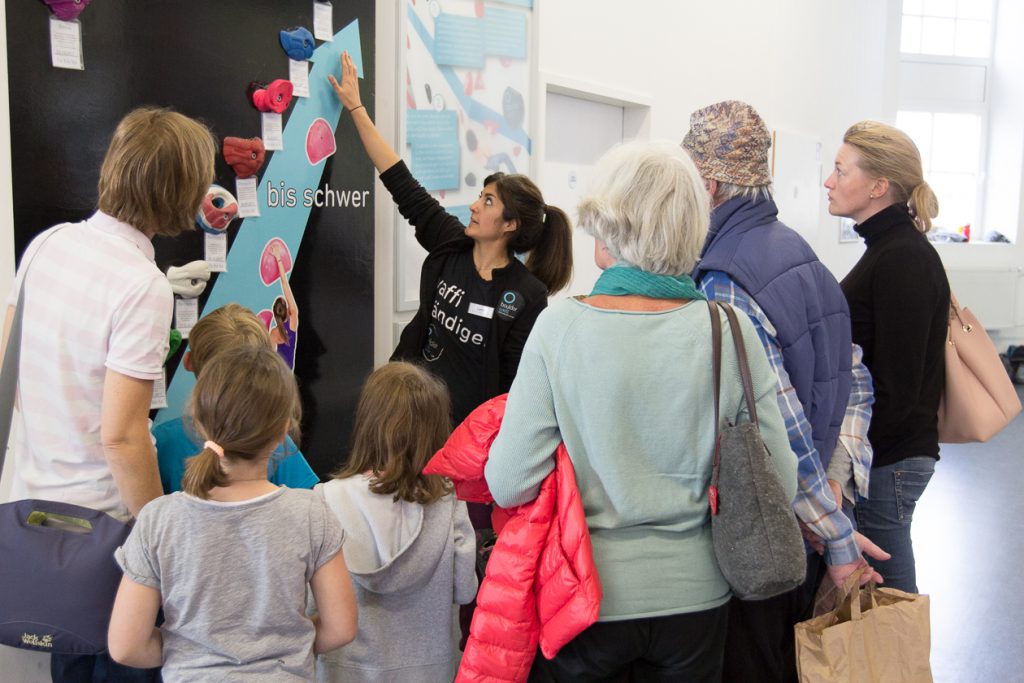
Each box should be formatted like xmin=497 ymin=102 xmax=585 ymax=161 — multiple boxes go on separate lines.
xmin=824 ymin=121 xmax=950 ymax=594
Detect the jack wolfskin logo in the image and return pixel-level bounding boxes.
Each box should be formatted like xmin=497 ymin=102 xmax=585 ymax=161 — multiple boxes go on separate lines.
xmin=22 ymin=633 xmax=54 ymax=648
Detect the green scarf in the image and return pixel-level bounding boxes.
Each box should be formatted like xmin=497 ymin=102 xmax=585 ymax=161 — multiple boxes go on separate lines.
xmin=589 ymin=263 xmax=706 ymax=300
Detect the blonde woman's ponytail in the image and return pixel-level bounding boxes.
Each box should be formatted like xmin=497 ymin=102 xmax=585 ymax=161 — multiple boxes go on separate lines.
xmin=908 ymin=181 xmax=939 ymax=233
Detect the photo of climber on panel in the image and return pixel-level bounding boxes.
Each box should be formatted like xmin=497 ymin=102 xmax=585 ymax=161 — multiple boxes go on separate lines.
xmin=263 ymin=240 xmax=299 ymax=371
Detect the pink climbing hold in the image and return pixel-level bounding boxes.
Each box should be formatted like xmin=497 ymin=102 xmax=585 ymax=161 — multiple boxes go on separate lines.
xmin=256 ymin=309 xmax=274 ymax=331
xmin=306 ymin=118 xmax=336 ymax=165
xmin=260 ymin=238 xmax=293 ymax=286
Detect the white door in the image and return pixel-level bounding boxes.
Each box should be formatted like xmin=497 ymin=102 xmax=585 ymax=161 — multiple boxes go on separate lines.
xmin=542 ymin=93 xmax=625 ymax=299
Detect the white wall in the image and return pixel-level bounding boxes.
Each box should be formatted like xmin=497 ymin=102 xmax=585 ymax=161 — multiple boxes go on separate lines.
xmin=372 ymin=0 xmax=400 ymax=365
xmin=534 ymin=0 xmax=893 ymax=280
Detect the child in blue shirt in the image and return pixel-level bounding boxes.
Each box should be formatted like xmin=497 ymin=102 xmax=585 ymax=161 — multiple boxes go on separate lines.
xmin=153 ymin=303 xmax=319 ymax=492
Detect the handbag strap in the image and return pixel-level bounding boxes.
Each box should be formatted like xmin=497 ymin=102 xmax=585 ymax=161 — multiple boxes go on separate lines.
xmin=705 ymin=300 xmax=763 ymax=516
xmin=0 ymin=226 xmax=67 ymax=474
xmin=707 ymin=301 xmax=723 ymax=515
xmin=0 ymin=287 xmax=26 ymax=473
xmin=947 ymin=290 xmax=970 ymax=338
xmin=721 ymin=303 xmax=760 ymax=428
xmin=708 ymin=300 xmax=723 ymax=437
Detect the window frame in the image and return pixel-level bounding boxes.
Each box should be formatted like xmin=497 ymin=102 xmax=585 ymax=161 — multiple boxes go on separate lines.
xmin=896 ymin=1 xmax=998 ymax=237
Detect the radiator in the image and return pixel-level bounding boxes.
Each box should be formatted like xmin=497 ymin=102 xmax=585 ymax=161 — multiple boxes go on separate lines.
xmin=945 ymin=268 xmax=1021 ymax=330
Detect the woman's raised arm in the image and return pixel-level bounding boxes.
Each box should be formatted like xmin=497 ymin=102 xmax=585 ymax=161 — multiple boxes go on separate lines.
xmin=328 ymin=51 xmax=400 ymax=173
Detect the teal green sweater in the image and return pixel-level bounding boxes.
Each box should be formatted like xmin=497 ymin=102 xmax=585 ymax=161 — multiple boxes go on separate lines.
xmin=485 ymin=298 xmax=798 ymax=621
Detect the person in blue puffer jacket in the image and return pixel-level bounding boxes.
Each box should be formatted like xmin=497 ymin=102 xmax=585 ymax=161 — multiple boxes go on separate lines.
xmin=684 ymin=100 xmax=887 ymax=683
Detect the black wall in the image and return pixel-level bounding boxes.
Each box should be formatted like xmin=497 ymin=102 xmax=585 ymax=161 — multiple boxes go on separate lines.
xmin=5 ymin=0 xmax=377 ymax=477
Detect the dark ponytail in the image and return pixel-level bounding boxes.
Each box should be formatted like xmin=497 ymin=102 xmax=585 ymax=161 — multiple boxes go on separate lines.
xmin=525 ymin=205 xmax=572 ymax=293
xmin=485 ymin=172 xmax=573 ymax=293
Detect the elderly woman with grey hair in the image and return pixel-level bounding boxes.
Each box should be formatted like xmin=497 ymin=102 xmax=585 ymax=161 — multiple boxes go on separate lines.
xmin=484 ymin=141 xmax=798 ymax=682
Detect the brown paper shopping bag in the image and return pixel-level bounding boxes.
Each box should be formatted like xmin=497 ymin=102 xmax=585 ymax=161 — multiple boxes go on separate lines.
xmin=795 ymin=569 xmax=932 ymax=682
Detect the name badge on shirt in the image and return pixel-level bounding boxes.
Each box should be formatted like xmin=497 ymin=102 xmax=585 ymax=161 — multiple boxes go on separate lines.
xmin=468 ymin=302 xmax=494 ymax=319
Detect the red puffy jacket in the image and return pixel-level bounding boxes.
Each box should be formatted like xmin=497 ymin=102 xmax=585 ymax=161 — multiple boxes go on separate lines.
xmin=424 ymin=395 xmax=603 ymax=683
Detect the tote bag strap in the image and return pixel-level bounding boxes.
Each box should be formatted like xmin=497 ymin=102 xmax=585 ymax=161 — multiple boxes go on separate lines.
xmin=707 ymin=300 xmax=723 ymax=513
xmin=708 ymin=300 xmax=723 ymax=434
xmin=706 ymin=300 xmax=764 ymax=516
xmin=0 ymin=226 xmax=68 ymax=473
xmin=721 ymin=303 xmax=760 ymax=428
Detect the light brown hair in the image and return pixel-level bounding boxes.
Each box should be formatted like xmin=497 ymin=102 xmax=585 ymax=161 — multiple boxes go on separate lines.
xmin=333 ymin=362 xmax=452 ymax=505
xmin=98 ymin=107 xmax=216 ymax=238
xmin=843 ymin=120 xmax=939 ymax=233
xmin=182 ymin=346 xmax=301 ymax=499
xmin=484 ymin=172 xmax=573 ymax=293
xmin=188 ymin=303 xmax=271 ymax=377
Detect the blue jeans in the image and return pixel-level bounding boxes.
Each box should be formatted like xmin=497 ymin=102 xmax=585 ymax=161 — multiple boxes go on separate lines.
xmin=855 ymin=456 xmax=936 ymax=593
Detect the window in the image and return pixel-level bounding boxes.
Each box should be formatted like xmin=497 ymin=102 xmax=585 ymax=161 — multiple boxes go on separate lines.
xmin=900 ymin=0 xmax=994 ymax=58
xmin=897 ymin=0 xmax=997 ymax=239
xmin=896 ymin=111 xmax=981 ymax=234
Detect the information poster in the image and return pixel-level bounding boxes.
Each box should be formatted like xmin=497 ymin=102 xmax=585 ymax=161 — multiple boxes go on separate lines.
xmin=399 ymin=0 xmax=534 ymax=309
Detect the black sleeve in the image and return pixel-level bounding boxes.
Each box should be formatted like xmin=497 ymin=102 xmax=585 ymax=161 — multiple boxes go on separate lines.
xmin=867 ymin=248 xmax=944 ymax=434
xmin=379 ymin=161 xmax=467 ymax=252
xmin=498 ymin=293 xmax=547 ymax=393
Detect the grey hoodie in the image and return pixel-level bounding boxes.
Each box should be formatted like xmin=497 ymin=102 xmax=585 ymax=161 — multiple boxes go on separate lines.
xmin=315 ymin=475 xmax=477 ymax=683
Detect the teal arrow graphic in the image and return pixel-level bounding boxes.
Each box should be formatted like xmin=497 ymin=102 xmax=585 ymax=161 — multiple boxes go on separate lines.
xmin=156 ymin=20 xmax=364 ymax=425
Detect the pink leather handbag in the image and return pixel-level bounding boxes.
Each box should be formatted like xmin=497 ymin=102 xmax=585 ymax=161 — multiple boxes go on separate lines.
xmin=937 ymin=293 xmax=1021 ymax=443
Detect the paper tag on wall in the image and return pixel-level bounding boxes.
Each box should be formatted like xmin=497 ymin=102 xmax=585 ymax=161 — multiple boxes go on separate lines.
xmin=150 ymin=370 xmax=168 ymax=410
xmin=204 ymin=232 xmax=228 ymax=272
xmin=174 ymin=298 xmax=199 ymax=339
xmin=314 ymin=2 xmax=333 ymax=41
xmin=262 ymin=113 xmax=283 ymax=150
xmin=289 ymin=59 xmax=310 ymax=98
xmin=236 ymin=177 xmax=260 ymax=217
xmin=50 ymin=17 xmax=84 ymax=70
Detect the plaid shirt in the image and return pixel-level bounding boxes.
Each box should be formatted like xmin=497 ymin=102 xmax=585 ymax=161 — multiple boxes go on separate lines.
xmin=701 ymin=271 xmax=874 ymax=565
xmin=840 ymin=344 xmax=873 ymax=501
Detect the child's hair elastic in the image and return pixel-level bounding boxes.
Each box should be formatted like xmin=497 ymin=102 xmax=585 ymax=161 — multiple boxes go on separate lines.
xmin=204 ymin=440 xmax=225 ymax=458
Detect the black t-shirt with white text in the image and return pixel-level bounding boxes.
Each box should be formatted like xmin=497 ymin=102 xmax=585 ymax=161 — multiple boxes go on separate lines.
xmin=423 ymin=251 xmax=495 ymax=422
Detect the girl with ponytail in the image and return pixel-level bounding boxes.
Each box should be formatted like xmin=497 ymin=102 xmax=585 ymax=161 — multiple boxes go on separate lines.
xmin=328 ymin=51 xmax=572 ymax=426
xmin=824 ymin=121 xmax=951 ymax=594
xmin=108 ymin=346 xmax=357 ymax=679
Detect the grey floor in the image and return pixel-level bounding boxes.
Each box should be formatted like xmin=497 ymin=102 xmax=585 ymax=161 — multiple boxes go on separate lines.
xmin=915 ymin=387 xmax=1024 ymax=683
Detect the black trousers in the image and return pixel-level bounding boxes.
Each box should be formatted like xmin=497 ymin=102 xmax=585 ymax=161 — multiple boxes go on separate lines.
xmin=721 ymin=552 xmax=826 ymax=683
xmin=528 ymin=604 xmax=728 ymax=683
xmin=50 ymin=653 xmax=160 ymax=683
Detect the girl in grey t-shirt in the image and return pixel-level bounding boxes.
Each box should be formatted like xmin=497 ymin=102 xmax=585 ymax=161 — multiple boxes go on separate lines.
xmin=107 ymin=346 xmax=358 ymax=681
